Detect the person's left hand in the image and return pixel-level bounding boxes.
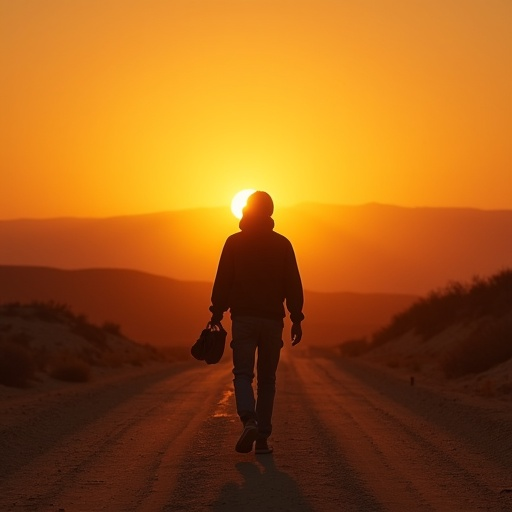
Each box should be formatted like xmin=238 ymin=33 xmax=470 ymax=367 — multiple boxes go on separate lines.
xmin=291 ymin=322 xmax=302 ymax=346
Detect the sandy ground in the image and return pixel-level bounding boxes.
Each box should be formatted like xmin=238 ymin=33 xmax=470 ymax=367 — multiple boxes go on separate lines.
xmin=1 ymin=351 xmax=511 ymax=512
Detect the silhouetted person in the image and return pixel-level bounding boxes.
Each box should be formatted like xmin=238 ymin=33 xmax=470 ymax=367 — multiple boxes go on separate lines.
xmin=209 ymin=191 xmax=304 ymax=454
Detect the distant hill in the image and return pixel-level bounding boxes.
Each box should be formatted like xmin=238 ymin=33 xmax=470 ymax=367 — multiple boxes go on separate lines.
xmin=0 ymin=266 xmax=416 ymax=346
xmin=0 ymin=204 xmax=511 ymax=294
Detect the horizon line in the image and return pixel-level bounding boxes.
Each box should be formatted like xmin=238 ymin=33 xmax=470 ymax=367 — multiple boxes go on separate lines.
xmin=1 ymin=201 xmax=511 ymax=222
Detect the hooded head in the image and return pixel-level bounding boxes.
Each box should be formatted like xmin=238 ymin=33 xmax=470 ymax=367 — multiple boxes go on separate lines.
xmin=242 ymin=191 xmax=274 ymax=218
xmin=239 ymin=191 xmax=275 ymax=232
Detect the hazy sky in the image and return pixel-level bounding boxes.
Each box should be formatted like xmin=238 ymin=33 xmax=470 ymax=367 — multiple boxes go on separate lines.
xmin=1 ymin=0 xmax=511 ymax=219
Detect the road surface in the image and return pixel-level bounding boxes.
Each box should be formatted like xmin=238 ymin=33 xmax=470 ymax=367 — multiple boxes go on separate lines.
xmin=1 ymin=350 xmax=511 ymax=511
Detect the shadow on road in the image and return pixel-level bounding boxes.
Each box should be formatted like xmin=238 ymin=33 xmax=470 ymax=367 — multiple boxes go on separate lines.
xmin=212 ymin=456 xmax=314 ymax=511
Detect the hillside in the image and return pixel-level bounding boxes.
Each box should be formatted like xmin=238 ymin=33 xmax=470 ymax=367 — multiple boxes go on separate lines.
xmin=1 ymin=204 xmax=511 ymax=294
xmin=0 ymin=301 xmax=166 ymax=388
xmin=350 ymin=269 xmax=512 ymax=398
xmin=0 ymin=266 xmax=416 ymax=347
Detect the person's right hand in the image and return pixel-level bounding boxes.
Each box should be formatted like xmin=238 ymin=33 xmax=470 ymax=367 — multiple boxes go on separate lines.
xmin=291 ymin=322 xmax=302 ymax=346
xmin=210 ymin=318 xmax=222 ymax=329
xmin=210 ymin=311 xmax=223 ymax=328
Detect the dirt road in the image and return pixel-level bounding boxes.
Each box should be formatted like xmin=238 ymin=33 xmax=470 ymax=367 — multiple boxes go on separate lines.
xmin=1 ymin=352 xmax=511 ymax=511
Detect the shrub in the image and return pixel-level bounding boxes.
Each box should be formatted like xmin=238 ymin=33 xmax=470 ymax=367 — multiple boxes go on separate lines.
xmin=72 ymin=316 xmax=107 ymax=347
xmin=49 ymin=356 xmax=91 ymax=382
xmin=442 ymin=314 xmax=512 ymax=378
xmin=0 ymin=342 xmax=36 ymax=387
xmin=30 ymin=300 xmax=75 ymax=323
xmin=1 ymin=302 xmax=22 ymax=316
xmin=102 ymin=321 xmax=123 ymax=337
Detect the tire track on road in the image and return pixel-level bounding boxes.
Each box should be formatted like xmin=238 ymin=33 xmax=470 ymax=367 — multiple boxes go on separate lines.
xmin=290 ymin=355 xmax=512 ymax=512
xmin=165 ymin=351 xmax=384 ymax=512
xmin=3 ymin=354 xmax=510 ymax=511
xmin=0 ymin=362 xmax=232 ymax=512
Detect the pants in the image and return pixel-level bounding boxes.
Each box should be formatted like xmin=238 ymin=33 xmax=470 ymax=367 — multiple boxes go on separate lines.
xmin=231 ymin=316 xmax=284 ymax=439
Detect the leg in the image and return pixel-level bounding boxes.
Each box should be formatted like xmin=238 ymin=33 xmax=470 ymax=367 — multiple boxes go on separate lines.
xmin=255 ymin=318 xmax=283 ymax=439
xmin=231 ymin=317 xmax=259 ymax=423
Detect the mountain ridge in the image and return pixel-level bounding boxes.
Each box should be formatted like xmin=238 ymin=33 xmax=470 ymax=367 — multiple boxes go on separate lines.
xmin=1 ymin=203 xmax=510 ymax=294
xmin=2 ymin=202 xmax=509 ymax=222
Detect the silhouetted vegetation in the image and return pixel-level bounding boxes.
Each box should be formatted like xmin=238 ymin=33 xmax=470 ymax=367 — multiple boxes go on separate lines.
xmin=102 ymin=321 xmax=123 ymax=337
xmin=442 ymin=313 xmax=512 ymax=378
xmin=31 ymin=300 xmax=76 ymax=323
xmin=371 ymin=269 xmax=512 ymax=347
xmin=361 ymin=269 xmax=512 ymax=380
xmin=71 ymin=314 xmax=108 ymax=348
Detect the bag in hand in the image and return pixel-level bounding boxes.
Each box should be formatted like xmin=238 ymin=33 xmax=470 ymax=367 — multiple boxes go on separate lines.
xmin=191 ymin=322 xmax=227 ymax=364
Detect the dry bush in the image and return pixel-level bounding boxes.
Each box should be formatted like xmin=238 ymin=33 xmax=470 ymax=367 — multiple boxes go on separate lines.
xmin=102 ymin=321 xmax=123 ymax=337
xmin=0 ymin=342 xmax=36 ymax=387
xmin=72 ymin=316 xmax=108 ymax=348
xmin=442 ymin=314 xmax=512 ymax=379
xmin=49 ymin=356 xmax=91 ymax=382
xmin=1 ymin=302 xmax=24 ymax=317
xmin=30 ymin=300 xmax=75 ymax=323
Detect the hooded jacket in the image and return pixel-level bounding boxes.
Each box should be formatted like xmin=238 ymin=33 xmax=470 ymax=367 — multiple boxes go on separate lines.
xmin=210 ymin=214 xmax=304 ymax=324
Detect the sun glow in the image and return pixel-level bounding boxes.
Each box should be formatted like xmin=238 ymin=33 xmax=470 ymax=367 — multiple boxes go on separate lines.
xmin=231 ymin=189 xmax=256 ymax=219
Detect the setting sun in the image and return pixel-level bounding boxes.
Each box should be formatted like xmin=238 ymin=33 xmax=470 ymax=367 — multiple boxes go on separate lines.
xmin=231 ymin=189 xmax=256 ymax=219
xmin=0 ymin=1 xmax=510 ymax=218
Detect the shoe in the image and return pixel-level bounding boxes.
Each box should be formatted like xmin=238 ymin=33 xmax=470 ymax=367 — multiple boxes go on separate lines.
xmin=255 ymin=438 xmax=273 ymax=454
xmin=235 ymin=420 xmax=258 ymax=453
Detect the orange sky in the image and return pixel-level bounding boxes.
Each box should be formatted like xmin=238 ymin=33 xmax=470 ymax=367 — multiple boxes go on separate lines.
xmin=1 ymin=0 xmax=511 ymax=219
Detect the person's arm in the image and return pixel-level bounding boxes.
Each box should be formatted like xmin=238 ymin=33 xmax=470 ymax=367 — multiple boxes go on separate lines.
xmin=284 ymin=242 xmax=304 ymax=344
xmin=209 ymin=238 xmax=235 ymax=324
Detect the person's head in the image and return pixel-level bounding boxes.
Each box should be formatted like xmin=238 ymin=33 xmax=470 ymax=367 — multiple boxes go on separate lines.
xmin=242 ymin=191 xmax=274 ymax=218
